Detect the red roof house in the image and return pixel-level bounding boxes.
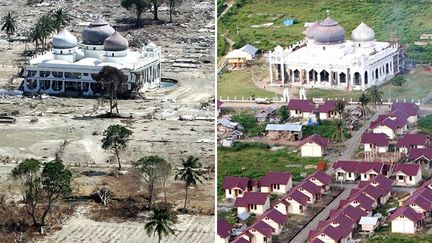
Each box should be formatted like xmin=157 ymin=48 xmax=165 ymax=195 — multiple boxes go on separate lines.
xmin=370 ymin=113 xmax=408 ymax=139
xmin=396 ymin=133 xmax=429 ymax=153
xmin=388 ymin=206 xmax=423 ymax=234
xmin=391 ymin=102 xmax=419 ymax=123
xmin=393 ymin=163 xmax=422 ymax=186
xmin=317 ymin=100 xmax=338 ymax=120
xmin=361 ymin=132 xmax=389 ymax=154
xmin=409 ymin=148 xmax=432 ymax=168
xmin=288 ymin=99 xmax=315 ymax=118
xmin=222 ymin=176 xmax=258 ymax=199
xmin=299 ymin=134 xmax=330 ymax=157
xmin=234 ymin=192 xmax=270 ymax=215
xmin=217 ymin=219 xmax=233 ymax=240
xmin=259 ymin=172 xmax=292 ymax=194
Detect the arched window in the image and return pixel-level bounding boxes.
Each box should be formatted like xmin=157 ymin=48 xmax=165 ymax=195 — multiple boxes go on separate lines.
xmin=112 ymin=53 xmax=114 ymax=57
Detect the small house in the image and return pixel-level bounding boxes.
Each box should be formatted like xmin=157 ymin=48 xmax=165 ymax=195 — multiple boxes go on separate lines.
xmin=360 ymin=133 xmax=389 ymax=154
xmin=299 ymin=134 xmax=330 ymax=157
xmin=216 ymin=219 xmax=233 ymax=243
xmin=307 ymin=170 xmax=332 ymax=193
xmin=308 ymin=224 xmax=353 ymax=243
xmin=370 ymin=113 xmax=408 ymax=139
xmin=217 ymin=118 xmax=241 ymax=133
xmin=388 ymin=206 xmax=423 ymax=234
xmin=359 ymin=216 xmax=379 ymax=232
xmin=409 ymin=148 xmax=432 ymax=168
xmin=234 ymin=192 xmax=270 ymax=215
xmin=391 ymin=102 xmax=419 ymax=123
xmin=240 ymin=44 xmax=258 ymax=59
xmin=317 ymin=100 xmax=338 ymax=120
xmin=333 ymin=161 xmax=360 ymax=182
xmin=259 ymin=172 xmax=292 ymax=194
xmin=296 ymin=180 xmax=322 ymax=203
xmin=393 ymin=163 xmax=422 ymax=186
xmin=226 ymin=49 xmax=250 ymax=70
xmin=222 ymin=177 xmax=258 ymax=200
xmin=284 ymin=190 xmax=308 ymax=215
xmin=265 ymin=123 xmax=302 ymax=141
xmin=287 ymin=99 xmax=315 ymax=119
xmin=396 ymin=133 xmax=429 ymax=154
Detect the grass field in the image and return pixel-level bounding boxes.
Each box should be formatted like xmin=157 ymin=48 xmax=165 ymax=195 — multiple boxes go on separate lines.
xmin=217 ymin=143 xmax=326 ymax=199
xmin=368 ymin=226 xmax=432 ymax=243
xmin=218 ymin=0 xmax=432 ymax=61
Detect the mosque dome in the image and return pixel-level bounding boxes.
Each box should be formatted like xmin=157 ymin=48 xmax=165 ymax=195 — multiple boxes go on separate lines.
xmin=313 ymin=17 xmax=345 ymax=44
xmin=306 ymin=21 xmax=320 ymax=39
xmin=351 ymin=22 xmax=375 ymax=42
xmin=104 ymin=31 xmax=129 ymax=51
xmin=52 ymin=28 xmax=77 ymax=49
xmin=82 ymin=16 xmax=115 ymax=45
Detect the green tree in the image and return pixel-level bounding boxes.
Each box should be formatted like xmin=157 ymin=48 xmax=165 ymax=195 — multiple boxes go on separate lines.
xmin=133 ymin=155 xmax=167 ymax=206
xmin=101 ymin=125 xmax=133 ymax=170
xmin=145 ymin=205 xmax=175 ymax=243
xmin=366 ymin=85 xmax=383 ymax=108
xmin=121 ymin=0 xmax=151 ymax=26
xmin=359 ymin=92 xmax=370 ymax=122
xmin=335 ymin=100 xmax=345 ymax=120
xmin=331 ymin=119 xmax=346 ymax=143
xmin=35 ymin=13 xmax=55 ymax=50
xmin=277 ymin=105 xmax=289 ymax=123
xmin=50 ymin=8 xmax=71 ymax=33
xmin=28 ymin=24 xmax=43 ymax=53
xmin=158 ymin=160 xmax=172 ymax=205
xmin=94 ymin=66 xmax=128 ymax=115
xmin=1 ymin=12 xmax=17 ymax=49
xmin=12 ymin=159 xmax=72 ymax=227
xmin=174 ymin=155 xmax=204 ymax=211
xmin=391 ymin=75 xmax=407 ymax=86
xmin=231 ymin=111 xmax=266 ymax=136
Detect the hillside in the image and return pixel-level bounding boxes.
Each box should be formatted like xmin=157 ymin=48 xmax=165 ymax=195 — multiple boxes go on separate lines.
xmin=218 ymin=0 xmax=432 ymax=61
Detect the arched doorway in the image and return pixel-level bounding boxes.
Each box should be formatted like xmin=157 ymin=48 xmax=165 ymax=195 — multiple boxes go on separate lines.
xmin=375 ymin=68 xmax=379 ymax=79
xmin=354 ymin=72 xmax=361 ymax=86
xmin=293 ymin=69 xmax=300 ymax=82
xmin=320 ymin=70 xmax=329 ymax=82
xmin=339 ymin=73 xmax=346 ymax=83
xmin=364 ymin=71 xmax=368 ymax=85
xmin=309 ymin=69 xmax=317 ymax=82
xmin=386 ymin=63 xmax=389 ymax=74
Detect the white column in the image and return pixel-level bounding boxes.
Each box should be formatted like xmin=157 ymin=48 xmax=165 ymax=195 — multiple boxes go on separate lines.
xmin=305 ymin=70 xmax=309 ymax=85
xmin=281 ymin=64 xmax=285 ymax=83
xmin=269 ymin=52 xmax=273 ymax=84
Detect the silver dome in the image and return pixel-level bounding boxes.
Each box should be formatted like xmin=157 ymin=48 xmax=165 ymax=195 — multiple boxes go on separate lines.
xmin=351 ymin=22 xmax=375 ymax=42
xmin=104 ymin=31 xmax=128 ymax=51
xmin=52 ymin=28 xmax=77 ymax=49
xmin=82 ymin=16 xmax=115 ymax=45
xmin=306 ymin=21 xmax=320 ymax=39
xmin=313 ymin=17 xmax=345 ymax=45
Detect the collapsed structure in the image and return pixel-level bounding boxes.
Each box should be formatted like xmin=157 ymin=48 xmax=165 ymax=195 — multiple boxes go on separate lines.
xmin=22 ymin=16 xmax=161 ymax=96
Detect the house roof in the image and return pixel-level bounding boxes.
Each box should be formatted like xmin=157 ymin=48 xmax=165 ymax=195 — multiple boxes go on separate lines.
xmin=404 ymin=194 xmax=432 ymax=211
xmin=308 ymin=170 xmax=332 ymax=185
xmin=361 ymin=133 xmax=389 ymax=146
xmin=217 ymin=219 xmax=232 ymax=238
xmin=359 ymin=216 xmax=379 ymax=225
xmin=259 ymin=172 xmax=292 ymax=186
xmin=317 ymin=100 xmax=338 ymax=113
xmin=309 ymin=224 xmax=352 ymax=242
xmin=298 ymin=134 xmax=330 ymax=148
xmin=360 ymin=184 xmax=388 ymax=200
xmin=340 ymin=193 xmax=375 ymax=211
xmin=310 ymin=238 xmax=325 ymax=243
xmin=333 ymin=161 xmax=388 ymax=174
xmin=217 ymin=100 xmax=224 ymax=109
xmin=317 ymin=213 xmax=355 ymax=230
xmin=388 ymin=206 xmax=423 ymax=222
xmin=391 ymin=102 xmax=419 ymax=116
xmin=265 ymin=123 xmax=302 ymax=132
xmin=414 ymin=187 xmax=432 ymax=202
xmin=260 ymin=208 xmax=288 ymax=225
xmin=297 ymin=180 xmax=322 ymax=194
xmin=234 ymin=192 xmax=269 ymax=207
xmin=389 ymin=109 xmax=410 ymax=121
xmin=356 ymin=161 xmax=385 ymax=174
xmin=240 ymin=44 xmax=258 ymax=56
xmin=393 ymin=163 xmax=421 ymax=176
xmin=231 ymin=238 xmax=250 ymax=243
xmin=226 ymin=49 xmax=250 ymax=59
xmin=222 ymin=176 xmax=252 ymax=190
xmin=250 ymin=221 xmax=273 ymax=237
xmin=285 ymin=190 xmax=308 ymax=206
xmin=370 ymin=113 xmax=408 ymax=130
xmin=358 ymin=174 xmax=393 ymax=192
xmin=288 ymin=99 xmax=315 ymax=112
xmin=218 ymin=118 xmax=238 ymax=127
xmin=332 ymin=160 xmax=359 ymax=173
xmin=396 ymin=133 xmax=429 ymax=147
xmin=409 ymin=148 xmax=432 ymax=161
xmin=338 ymin=205 xmax=369 ymax=221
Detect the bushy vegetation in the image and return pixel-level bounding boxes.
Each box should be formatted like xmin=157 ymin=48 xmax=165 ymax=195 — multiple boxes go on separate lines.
xmin=218 ymin=0 xmax=432 ymax=61
xmin=231 ymin=111 xmax=266 ymax=136
xmin=417 ymin=114 xmax=432 ymax=134
xmin=217 ymin=143 xmax=327 ymax=199
xmin=391 ymin=75 xmax=407 ymax=86
xmin=217 ymin=34 xmax=228 ymax=57
xmin=302 ymin=120 xmax=351 ymax=140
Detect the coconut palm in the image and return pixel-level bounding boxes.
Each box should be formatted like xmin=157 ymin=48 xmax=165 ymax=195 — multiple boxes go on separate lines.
xmin=1 ymin=12 xmax=17 ymax=49
xmin=28 ymin=24 xmax=43 ymax=53
xmin=174 ymin=155 xmax=204 ymax=211
xmin=366 ymin=85 xmax=383 ymax=108
xmin=37 ymin=14 xmax=55 ymax=50
xmin=335 ymin=100 xmax=345 ymax=120
xmin=332 ymin=119 xmax=346 ymax=144
xmin=51 ymin=8 xmax=71 ymax=33
xmin=145 ymin=205 xmax=175 ymax=243
xmin=359 ymin=93 xmax=370 ymax=122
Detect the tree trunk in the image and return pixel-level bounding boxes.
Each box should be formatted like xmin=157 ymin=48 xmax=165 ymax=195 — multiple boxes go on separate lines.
xmin=8 ymin=34 xmax=11 ymax=49
xmin=148 ymin=183 xmax=153 ymax=205
xmin=153 ymin=2 xmax=159 ymax=21
xmin=183 ymin=183 xmax=188 ymax=210
xmin=169 ymin=5 xmax=173 ymax=23
xmin=163 ymin=181 xmax=167 ymax=205
xmin=40 ymin=198 xmax=54 ymax=226
xmin=115 ymin=149 xmax=121 ymax=170
xmin=114 ymin=83 xmax=119 ymax=114
xmin=136 ymin=10 xmax=142 ymax=26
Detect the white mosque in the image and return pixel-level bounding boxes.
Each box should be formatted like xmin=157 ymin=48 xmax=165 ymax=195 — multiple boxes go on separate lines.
xmin=22 ymin=16 xmax=161 ymax=96
xmin=268 ymin=14 xmax=403 ymax=91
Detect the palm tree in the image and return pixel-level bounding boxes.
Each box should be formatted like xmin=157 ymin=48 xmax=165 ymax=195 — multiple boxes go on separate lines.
xmin=335 ymin=100 xmax=345 ymax=120
xmin=145 ymin=205 xmax=175 ymax=243
xmin=1 ymin=12 xmax=17 ymax=49
xmin=51 ymin=8 xmax=71 ymax=33
xmin=332 ymin=119 xmax=346 ymax=144
xmin=366 ymin=85 xmax=383 ymax=108
xmin=28 ymin=24 xmax=43 ymax=53
xmin=359 ymin=93 xmax=370 ymax=122
xmin=174 ymin=155 xmax=204 ymax=211
xmin=37 ymin=14 xmax=55 ymax=50
xmin=277 ymin=105 xmax=289 ymax=123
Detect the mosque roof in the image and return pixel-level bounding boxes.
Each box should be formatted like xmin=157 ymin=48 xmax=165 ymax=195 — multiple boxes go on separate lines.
xmin=52 ymin=28 xmax=77 ymax=49
xmin=352 ymin=22 xmax=375 ymax=42
xmin=313 ymin=17 xmax=345 ymax=45
xmin=82 ymin=16 xmax=115 ymax=45
xmin=104 ymin=31 xmax=129 ymax=51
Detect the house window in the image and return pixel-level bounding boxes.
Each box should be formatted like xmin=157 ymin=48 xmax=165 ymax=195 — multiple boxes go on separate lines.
xmin=398 ymin=175 xmax=404 ymax=180
xmin=337 ymin=172 xmax=343 ymax=177
xmin=93 ymin=47 xmax=96 ymax=50
xmin=228 ymin=190 xmax=231 ymax=195
xmin=239 ymin=190 xmax=243 ymax=195
xmin=410 ymin=176 xmax=413 ymax=181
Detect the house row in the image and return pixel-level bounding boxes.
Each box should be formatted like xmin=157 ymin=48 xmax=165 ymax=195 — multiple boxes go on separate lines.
xmin=369 ymin=102 xmax=419 ymax=139
xmin=308 ymin=175 xmax=393 ymax=243
xmin=387 ymin=178 xmax=432 ymax=234
xmin=288 ymin=99 xmax=340 ymax=121
xmin=228 ymin=170 xmax=332 ymax=243
xmin=333 ymin=160 xmax=422 ymax=186
xmin=361 ymin=132 xmax=429 ymax=155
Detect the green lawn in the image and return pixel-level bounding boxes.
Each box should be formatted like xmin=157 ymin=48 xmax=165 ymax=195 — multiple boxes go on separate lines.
xmin=218 ymin=0 xmax=432 ymax=61
xmin=217 ymin=142 xmax=327 ymax=200
xmin=368 ymin=229 xmax=432 ymax=243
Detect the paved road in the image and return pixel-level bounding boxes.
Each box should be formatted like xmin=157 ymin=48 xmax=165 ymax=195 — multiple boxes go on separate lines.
xmin=289 ymin=184 xmax=357 ymax=243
